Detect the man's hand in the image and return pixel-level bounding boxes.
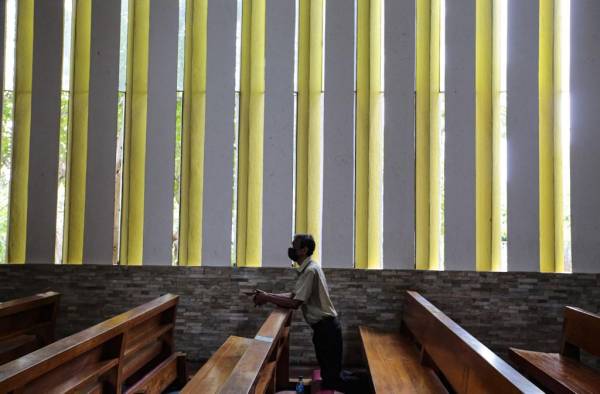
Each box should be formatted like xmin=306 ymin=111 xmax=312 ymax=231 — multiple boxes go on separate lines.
xmin=253 ymin=289 xmax=268 ymax=306
xmin=250 ymin=289 xmax=302 ymax=309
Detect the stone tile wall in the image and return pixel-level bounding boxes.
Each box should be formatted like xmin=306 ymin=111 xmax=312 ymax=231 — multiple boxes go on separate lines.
xmin=1 ymin=265 xmax=599 ymax=368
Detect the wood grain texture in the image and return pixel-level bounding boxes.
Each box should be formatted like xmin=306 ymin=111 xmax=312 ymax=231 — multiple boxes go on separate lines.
xmin=359 ymin=326 xmax=447 ymax=393
xmin=255 ymin=308 xmax=291 ymax=340
xmin=182 ymin=336 xmax=253 ymax=394
xmin=218 ymin=339 xmax=272 ymax=394
xmin=510 ymin=305 xmax=600 ymax=393
xmin=561 ymin=306 xmax=600 ymax=358
xmin=0 ymin=291 xmax=60 ymax=318
xmin=402 ymin=291 xmax=541 ymax=393
xmin=0 ymin=334 xmax=38 ymax=365
xmin=0 ymin=294 xmax=184 ymax=393
xmin=125 ymin=352 xmax=186 ymax=394
xmin=510 ymin=349 xmax=600 ymax=394
xmin=0 ymin=292 xmax=59 ymax=364
xmin=219 ymin=308 xmax=292 ymax=393
xmin=183 ymin=308 xmax=293 ymax=394
xmin=361 ymin=291 xmax=541 ymax=393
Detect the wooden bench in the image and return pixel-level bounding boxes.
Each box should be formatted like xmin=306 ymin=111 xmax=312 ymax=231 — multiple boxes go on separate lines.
xmin=510 ymin=306 xmax=600 ymax=393
xmin=360 ymin=291 xmax=542 ymax=393
xmin=0 ymin=293 xmax=186 ymax=394
xmin=0 ymin=291 xmax=60 ymax=365
xmin=183 ymin=307 xmax=292 ymax=394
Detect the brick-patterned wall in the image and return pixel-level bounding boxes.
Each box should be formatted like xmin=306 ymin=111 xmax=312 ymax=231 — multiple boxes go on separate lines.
xmin=1 ymin=265 xmax=599 ymax=367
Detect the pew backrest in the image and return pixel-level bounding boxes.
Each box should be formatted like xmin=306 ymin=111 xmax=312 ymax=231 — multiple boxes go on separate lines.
xmin=0 ymin=291 xmax=60 ymax=364
xmin=0 ymin=293 xmax=180 ymax=393
xmin=120 ymin=295 xmax=179 ymax=384
xmin=403 ymin=291 xmax=541 ymax=394
xmin=561 ymin=306 xmax=600 ymax=359
xmin=0 ymin=292 xmax=60 ymax=342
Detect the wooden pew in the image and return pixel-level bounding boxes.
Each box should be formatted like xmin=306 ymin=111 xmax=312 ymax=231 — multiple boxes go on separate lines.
xmin=510 ymin=306 xmax=600 ymax=393
xmin=360 ymin=291 xmax=542 ymax=393
xmin=0 ymin=291 xmax=60 ymax=365
xmin=0 ymin=293 xmax=186 ymax=394
xmin=181 ymin=335 xmax=253 ymax=393
xmin=183 ymin=307 xmax=292 ymax=394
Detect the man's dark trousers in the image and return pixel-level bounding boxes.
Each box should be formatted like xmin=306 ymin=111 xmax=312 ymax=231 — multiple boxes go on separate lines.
xmin=312 ymin=316 xmax=343 ymax=389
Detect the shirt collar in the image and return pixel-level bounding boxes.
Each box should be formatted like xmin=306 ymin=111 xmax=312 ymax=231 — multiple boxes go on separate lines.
xmin=295 ymin=256 xmax=312 ymax=274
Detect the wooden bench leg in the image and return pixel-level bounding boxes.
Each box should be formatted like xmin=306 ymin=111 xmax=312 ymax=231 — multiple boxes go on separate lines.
xmin=275 ymin=332 xmax=290 ymax=390
xmin=176 ymin=353 xmax=188 ymax=387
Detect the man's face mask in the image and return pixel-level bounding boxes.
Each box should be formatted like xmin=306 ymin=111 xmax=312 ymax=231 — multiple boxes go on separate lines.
xmin=288 ymin=247 xmax=299 ymax=263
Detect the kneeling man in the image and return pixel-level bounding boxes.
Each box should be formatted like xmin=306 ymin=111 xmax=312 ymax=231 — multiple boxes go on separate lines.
xmin=254 ymin=234 xmax=361 ymax=393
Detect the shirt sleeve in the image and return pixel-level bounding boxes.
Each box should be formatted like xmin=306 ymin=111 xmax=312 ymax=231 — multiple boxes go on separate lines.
xmin=293 ymin=270 xmax=315 ymax=302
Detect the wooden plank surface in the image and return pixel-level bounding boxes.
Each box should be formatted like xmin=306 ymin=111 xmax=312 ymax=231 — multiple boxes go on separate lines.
xmin=14 ymin=345 xmax=118 ymax=394
xmin=0 ymin=294 xmax=178 ymax=389
xmin=510 ymin=349 xmax=600 ymax=394
xmin=122 ymin=340 xmax=163 ymax=381
xmin=124 ymin=322 xmax=174 ymax=357
xmin=182 ymin=336 xmax=253 ymax=394
xmin=218 ymin=339 xmax=272 ymax=394
xmin=182 ymin=308 xmax=291 ymax=393
xmin=359 ymin=326 xmax=447 ymax=393
xmin=0 ymin=291 xmax=60 ymax=317
xmin=255 ymin=308 xmax=291 ymax=340
xmin=254 ymin=360 xmax=276 ymax=394
xmin=562 ymin=306 xmax=600 ymax=357
xmin=125 ymin=352 xmax=185 ymax=394
xmin=0 ymin=335 xmax=38 ymax=365
xmin=40 ymin=358 xmax=119 ymax=394
xmin=402 ymin=291 xmax=542 ymax=393
xmin=509 ymin=306 xmax=600 ymax=394
xmin=0 ymin=292 xmax=59 ymax=364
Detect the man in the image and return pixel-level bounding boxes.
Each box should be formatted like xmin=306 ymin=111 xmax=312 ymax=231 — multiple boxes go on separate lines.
xmin=253 ymin=234 xmax=357 ymax=393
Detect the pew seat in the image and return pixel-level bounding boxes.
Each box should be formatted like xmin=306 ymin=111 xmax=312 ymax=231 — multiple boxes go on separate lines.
xmin=359 ymin=326 xmax=447 ymax=393
xmin=510 ymin=306 xmax=600 ymax=394
xmin=510 ymin=350 xmax=600 ymax=393
xmin=0 ymin=291 xmax=60 ymax=365
xmin=360 ymin=291 xmax=542 ymax=394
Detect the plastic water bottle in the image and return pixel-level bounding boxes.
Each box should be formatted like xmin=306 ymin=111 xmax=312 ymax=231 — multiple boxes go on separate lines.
xmin=295 ymin=375 xmax=305 ymax=393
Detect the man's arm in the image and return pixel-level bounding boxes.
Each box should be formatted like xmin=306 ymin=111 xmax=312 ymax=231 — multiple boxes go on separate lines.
xmin=271 ymin=292 xmax=293 ymax=298
xmin=254 ymin=290 xmax=303 ymax=309
xmin=254 ymin=269 xmax=314 ymax=310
